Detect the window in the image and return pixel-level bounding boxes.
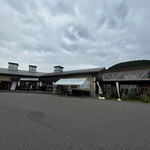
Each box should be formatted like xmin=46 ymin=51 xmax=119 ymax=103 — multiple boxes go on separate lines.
xmin=114 ymin=72 xmax=124 ymax=80
xmin=139 ymin=70 xmax=149 ymax=79
xmin=125 ymin=71 xmax=137 ymax=80
xmin=71 ymin=85 xmax=77 ymax=88
xmin=103 ymin=73 xmax=113 ymax=80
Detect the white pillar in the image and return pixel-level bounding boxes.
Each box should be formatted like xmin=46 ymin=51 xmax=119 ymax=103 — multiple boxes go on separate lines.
xmin=116 ymin=82 xmax=121 ymax=101
xmin=40 ymin=81 xmax=42 ymax=87
xmin=97 ymin=82 xmax=105 ymax=99
xmin=18 ymin=81 xmax=20 ymax=86
xmin=93 ymin=77 xmax=96 ymax=96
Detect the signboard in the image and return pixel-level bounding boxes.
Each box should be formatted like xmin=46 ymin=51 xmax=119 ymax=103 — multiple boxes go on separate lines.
xmin=20 ymin=78 xmax=39 ymax=81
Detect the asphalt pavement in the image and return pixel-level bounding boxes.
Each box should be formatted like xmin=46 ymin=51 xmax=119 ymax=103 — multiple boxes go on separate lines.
xmin=0 ymin=92 xmax=150 ymax=150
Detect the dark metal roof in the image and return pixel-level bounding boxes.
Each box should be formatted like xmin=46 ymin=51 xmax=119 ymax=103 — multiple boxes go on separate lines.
xmin=107 ymin=60 xmax=150 ymax=72
xmin=103 ymin=65 xmax=150 ymax=73
xmin=0 ymin=68 xmax=46 ymax=77
xmin=29 ymin=65 xmax=37 ymax=67
xmin=43 ymin=67 xmax=105 ymax=77
xmin=54 ymin=66 xmax=64 ymax=68
xmin=0 ymin=67 xmax=105 ymax=77
xmin=8 ymin=62 xmax=19 ymax=66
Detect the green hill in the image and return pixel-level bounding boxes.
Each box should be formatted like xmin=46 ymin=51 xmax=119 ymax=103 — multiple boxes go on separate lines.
xmin=108 ymin=60 xmax=150 ymax=71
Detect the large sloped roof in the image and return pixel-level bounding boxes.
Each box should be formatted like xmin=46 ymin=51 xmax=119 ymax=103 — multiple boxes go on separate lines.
xmin=43 ymin=67 xmax=105 ymax=77
xmin=0 ymin=68 xmax=46 ymax=77
xmin=108 ymin=60 xmax=150 ymax=71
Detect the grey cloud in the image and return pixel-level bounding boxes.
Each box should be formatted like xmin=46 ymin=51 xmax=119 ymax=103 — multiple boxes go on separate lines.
xmin=62 ymin=23 xmax=91 ymax=44
xmin=116 ymin=0 xmax=128 ymax=20
xmin=74 ymin=25 xmax=90 ymax=39
xmin=63 ymin=29 xmax=77 ymax=41
xmin=0 ymin=0 xmax=150 ymax=71
xmin=60 ymin=42 xmax=81 ymax=52
xmin=107 ymin=19 xmax=117 ymax=29
xmin=97 ymin=15 xmax=106 ymax=28
xmin=50 ymin=1 xmax=75 ymax=16
xmin=5 ymin=0 xmax=26 ymax=13
xmin=97 ymin=0 xmax=129 ymax=30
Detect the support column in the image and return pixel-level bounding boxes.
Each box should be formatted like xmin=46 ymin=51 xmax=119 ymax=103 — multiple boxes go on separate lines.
xmin=93 ymin=77 xmax=96 ymax=97
xmin=97 ymin=82 xmax=105 ymax=99
xmin=116 ymin=82 xmax=121 ymax=101
xmin=17 ymin=81 xmax=20 ymax=90
xmin=18 ymin=81 xmax=20 ymax=86
xmin=40 ymin=81 xmax=42 ymax=87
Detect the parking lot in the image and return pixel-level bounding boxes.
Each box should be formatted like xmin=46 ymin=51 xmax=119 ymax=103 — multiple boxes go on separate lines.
xmin=0 ymin=92 xmax=150 ymax=150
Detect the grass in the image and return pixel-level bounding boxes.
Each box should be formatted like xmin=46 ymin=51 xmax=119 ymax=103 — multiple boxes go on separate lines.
xmin=105 ymin=93 xmax=150 ymax=103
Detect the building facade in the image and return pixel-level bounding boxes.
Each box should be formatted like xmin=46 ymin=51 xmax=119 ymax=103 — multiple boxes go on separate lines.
xmin=1 ymin=60 xmax=150 ymax=98
xmin=0 ymin=62 xmax=46 ymax=90
xmin=0 ymin=62 xmax=105 ymax=96
xmin=41 ymin=66 xmax=104 ymax=96
xmin=98 ymin=61 xmax=150 ymax=98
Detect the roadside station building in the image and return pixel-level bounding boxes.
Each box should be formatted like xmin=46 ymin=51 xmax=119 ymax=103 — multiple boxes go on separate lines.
xmin=99 ymin=60 xmax=150 ymax=97
xmin=1 ymin=60 xmax=150 ymax=97
xmin=0 ymin=62 xmax=105 ymax=96
xmin=42 ymin=66 xmax=105 ymax=96
xmin=0 ymin=62 xmax=46 ymax=90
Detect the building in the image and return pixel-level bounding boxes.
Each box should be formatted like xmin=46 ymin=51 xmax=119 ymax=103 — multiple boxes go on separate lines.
xmin=0 ymin=62 xmax=105 ymax=96
xmin=42 ymin=66 xmax=105 ymax=96
xmin=99 ymin=60 xmax=150 ymax=97
xmin=0 ymin=62 xmax=46 ymax=90
xmin=1 ymin=60 xmax=150 ymax=98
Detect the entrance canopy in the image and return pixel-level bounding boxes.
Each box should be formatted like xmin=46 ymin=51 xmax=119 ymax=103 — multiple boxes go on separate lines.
xmin=55 ymin=78 xmax=87 ymax=85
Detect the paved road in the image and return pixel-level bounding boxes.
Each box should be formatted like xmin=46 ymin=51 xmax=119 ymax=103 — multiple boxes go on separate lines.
xmin=0 ymin=92 xmax=150 ymax=150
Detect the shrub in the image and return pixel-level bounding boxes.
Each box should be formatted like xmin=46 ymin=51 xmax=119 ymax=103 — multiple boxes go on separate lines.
xmin=121 ymin=93 xmax=141 ymax=101
xmin=121 ymin=93 xmax=129 ymax=100
xmin=140 ymin=95 xmax=150 ymax=103
xmin=105 ymin=93 xmax=111 ymax=99
xmin=128 ymin=93 xmax=139 ymax=100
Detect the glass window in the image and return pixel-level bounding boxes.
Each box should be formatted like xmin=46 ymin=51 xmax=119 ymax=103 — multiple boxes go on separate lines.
xmin=114 ymin=72 xmax=124 ymax=79
xmin=125 ymin=71 xmax=137 ymax=80
xmin=139 ymin=70 xmax=149 ymax=79
xmin=103 ymin=73 xmax=113 ymax=80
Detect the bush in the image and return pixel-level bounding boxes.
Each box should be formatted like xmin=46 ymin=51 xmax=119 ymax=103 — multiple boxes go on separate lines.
xmin=105 ymin=93 xmax=111 ymax=99
xmin=121 ymin=93 xmax=129 ymax=100
xmin=121 ymin=93 xmax=141 ymax=101
xmin=128 ymin=93 xmax=139 ymax=100
xmin=140 ymin=95 xmax=150 ymax=103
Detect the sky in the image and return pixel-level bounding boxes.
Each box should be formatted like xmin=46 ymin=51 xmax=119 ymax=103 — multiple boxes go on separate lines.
xmin=0 ymin=0 xmax=150 ymax=72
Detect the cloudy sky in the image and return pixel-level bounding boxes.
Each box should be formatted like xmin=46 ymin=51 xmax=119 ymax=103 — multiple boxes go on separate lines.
xmin=0 ymin=0 xmax=150 ymax=72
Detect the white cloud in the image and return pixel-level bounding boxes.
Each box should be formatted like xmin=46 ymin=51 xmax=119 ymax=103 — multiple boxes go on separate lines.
xmin=0 ymin=0 xmax=150 ymax=72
